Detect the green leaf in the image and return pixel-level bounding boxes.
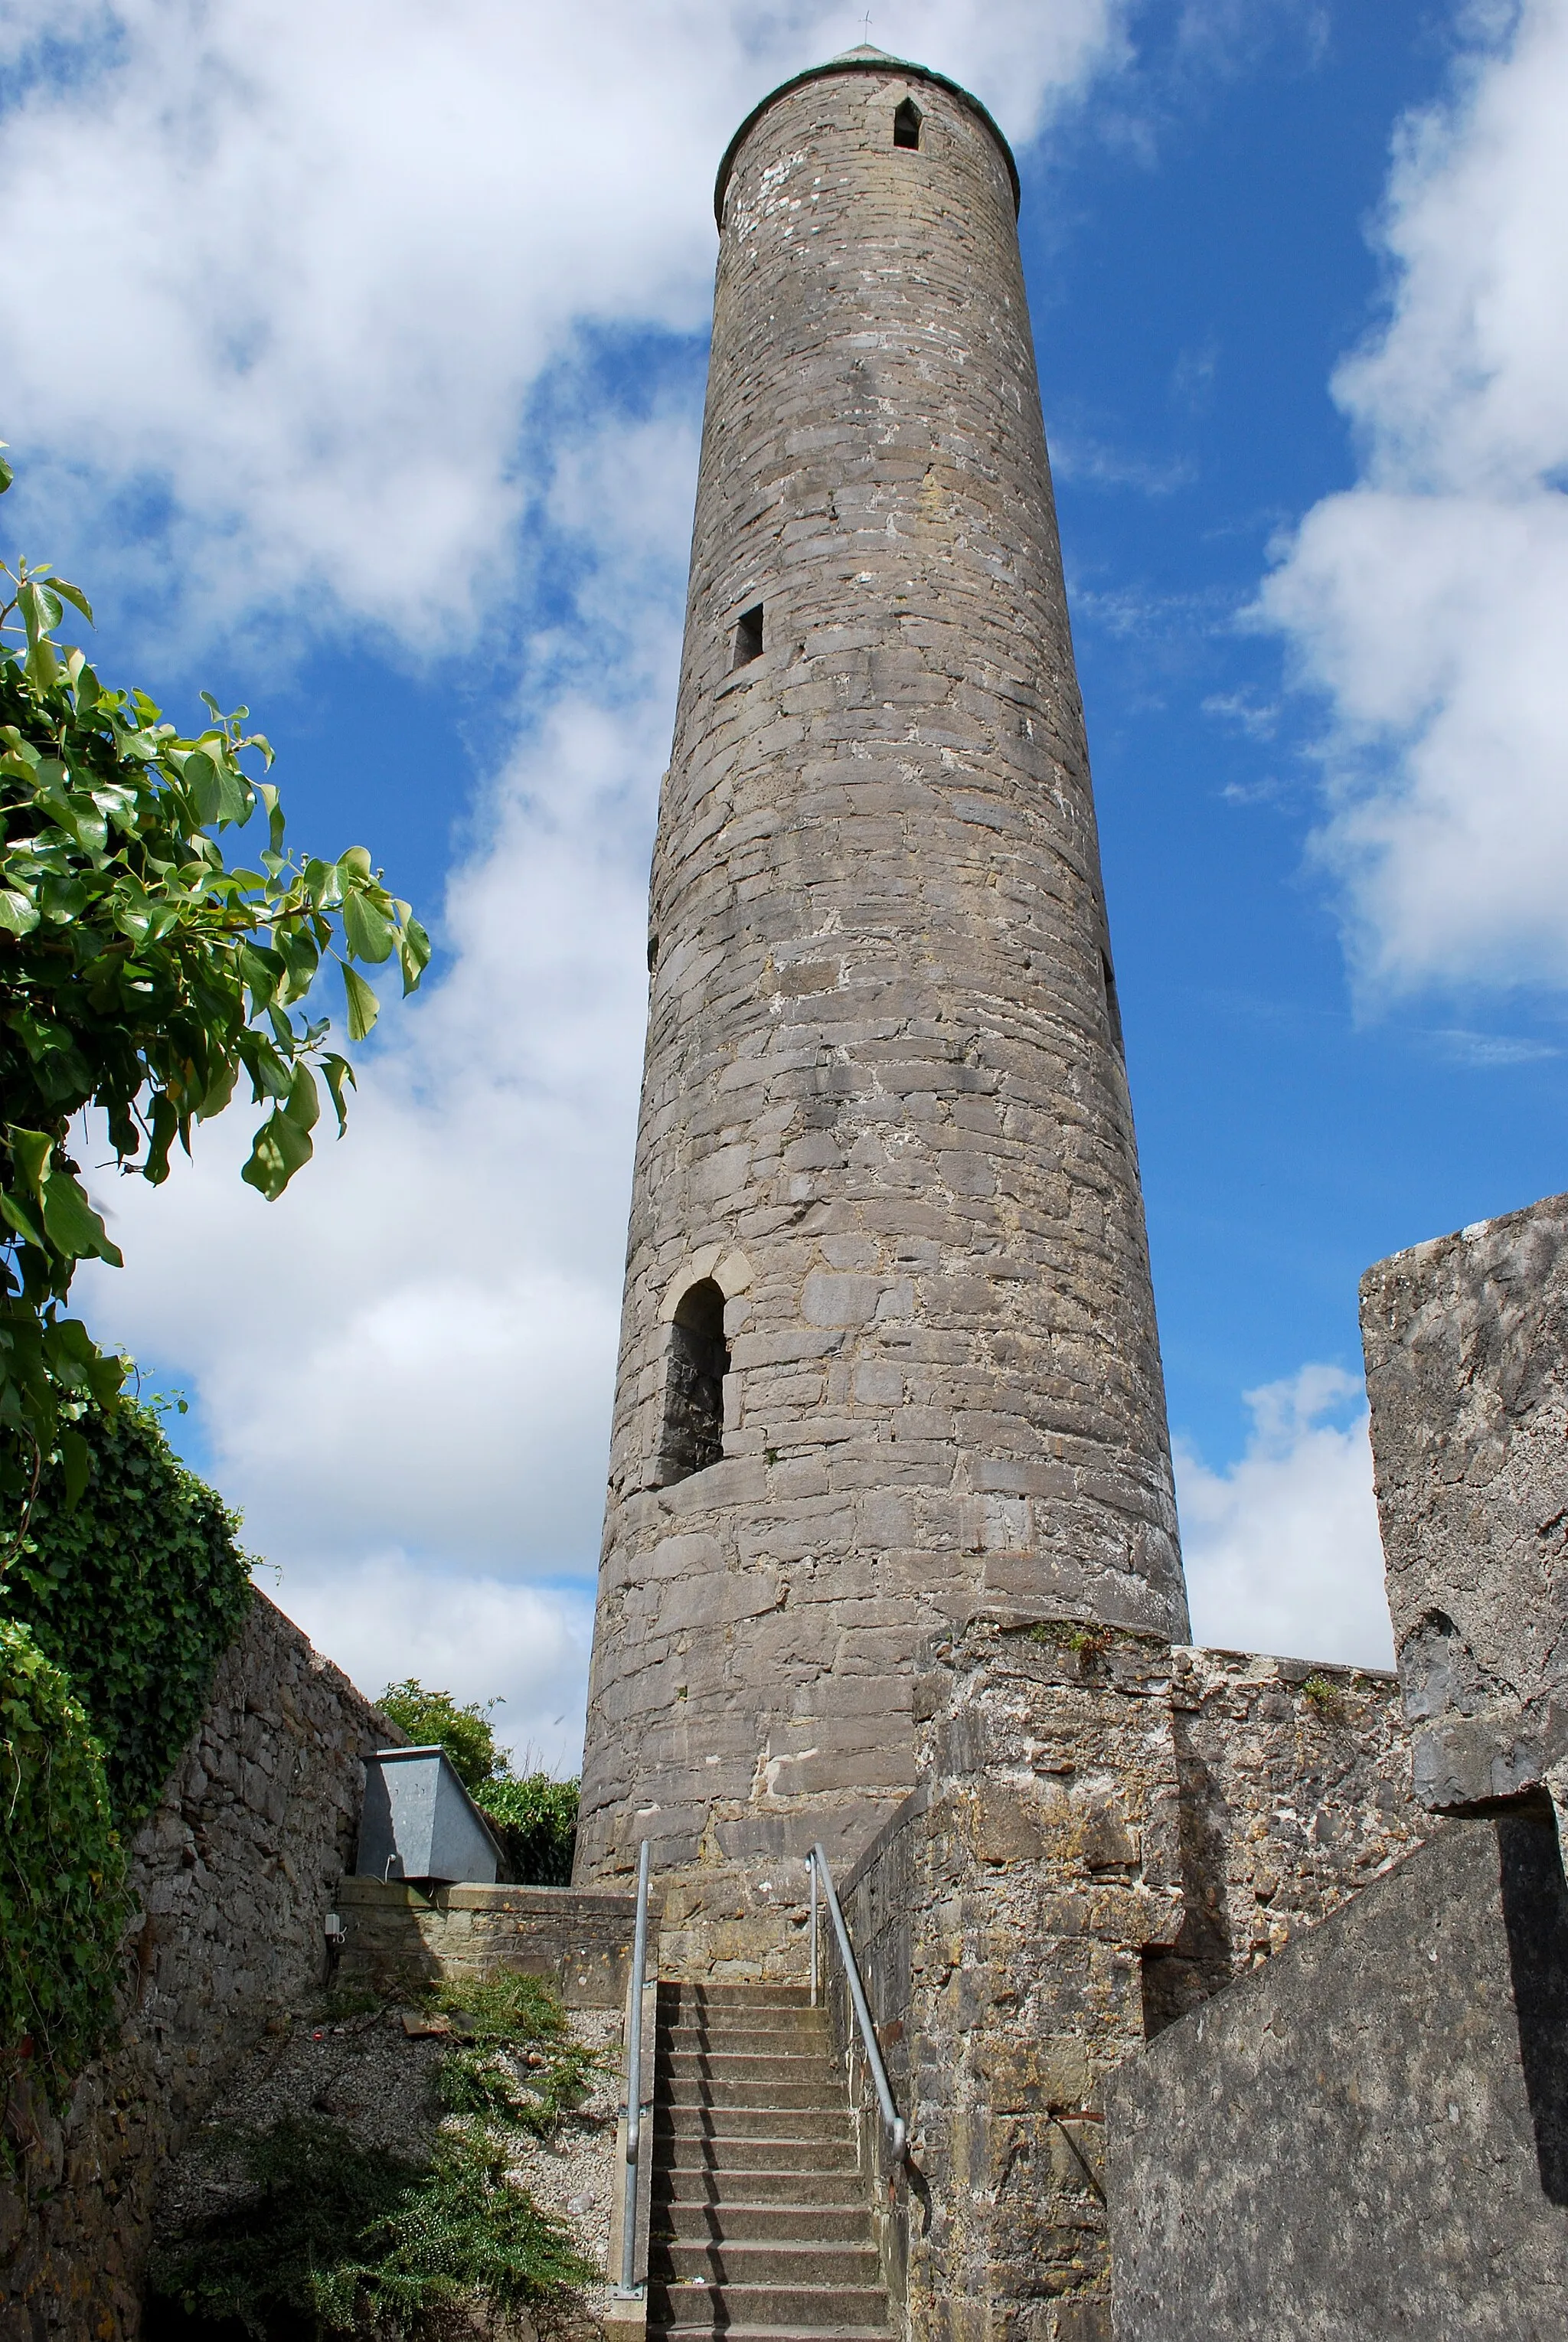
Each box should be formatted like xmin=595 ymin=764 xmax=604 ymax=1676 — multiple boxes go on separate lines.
xmin=181 ymin=750 xmax=222 ymax=827
xmin=240 ymin=1108 xmax=314 ymax=1199
xmin=237 ymin=939 xmax=282 ymax=1008
xmin=8 ymin=1129 xmax=53 ymax=1197
xmin=19 ymin=580 xmax=64 ymax=639
xmin=0 ymin=887 xmax=39 ymax=936
xmin=195 ymin=1054 xmax=239 ymax=1122
xmin=283 ymin=1061 xmax=319 ymax=1132
xmin=320 ymin=1053 xmax=355 ymax=1138
xmin=145 ymin=1093 xmax=180 ymax=1184
xmin=341 ymin=961 xmax=379 ymax=1043
xmin=237 ymin=1033 xmax=293 ymax=1102
xmin=41 ymin=1171 xmax=123 ymax=1267
xmin=0 ymin=446 xmax=12 ymax=495
xmin=341 ymin=886 xmax=394 ymax=963
xmin=51 ymin=578 xmax=94 ymax=628
xmin=276 ymin=926 xmax=319 ymax=1000
xmin=58 ymin=1426 xmax=90 ymax=1511
xmin=400 ymin=916 xmax=433 ymax=995
xmin=0 ymin=1191 xmax=47 ymax=1249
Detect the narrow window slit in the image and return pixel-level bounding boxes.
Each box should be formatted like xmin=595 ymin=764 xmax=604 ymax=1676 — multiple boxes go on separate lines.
xmin=1101 ymin=948 xmax=1125 ymax=1058
xmin=733 ymin=603 xmax=763 ymax=668
xmin=893 ymin=99 xmax=922 ymax=149
xmin=658 ymin=1279 xmax=729 ymax=1482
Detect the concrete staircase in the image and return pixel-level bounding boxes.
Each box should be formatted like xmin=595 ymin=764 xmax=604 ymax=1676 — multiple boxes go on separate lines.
xmin=647 ymin=1981 xmax=894 ymax=2342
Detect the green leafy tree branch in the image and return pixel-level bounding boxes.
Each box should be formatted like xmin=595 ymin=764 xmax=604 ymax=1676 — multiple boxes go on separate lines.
xmin=0 ymin=449 xmax=431 ymax=1524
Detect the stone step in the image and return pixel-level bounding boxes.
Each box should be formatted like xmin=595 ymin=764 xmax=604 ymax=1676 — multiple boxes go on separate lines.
xmin=658 ymin=2049 xmax=838 ymax=2083
xmin=655 ymin=2104 xmax=852 ymax=2141
xmin=654 ymin=2135 xmax=858 ymax=2176
xmin=660 ymin=1984 xmax=813 ymax=2012
xmin=655 ymin=2326 xmax=892 ymax=2342
xmin=652 ymin=2240 xmax=883 ymax=2289
xmin=654 ymin=2202 xmax=872 ymax=2246
xmin=648 ymin=2279 xmax=890 ymax=2332
xmin=655 ymin=2164 xmax=864 ymax=2205
xmin=658 ymin=2025 xmax=832 ymax=2058
xmin=661 ymin=2074 xmax=843 ymax=2112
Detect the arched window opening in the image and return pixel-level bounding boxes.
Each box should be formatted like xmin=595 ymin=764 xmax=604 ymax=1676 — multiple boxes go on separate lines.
xmin=659 ymin=1279 xmax=729 ymax=1482
xmin=893 ymin=99 xmax=922 ymax=150
xmin=733 ymin=603 xmax=763 ymax=669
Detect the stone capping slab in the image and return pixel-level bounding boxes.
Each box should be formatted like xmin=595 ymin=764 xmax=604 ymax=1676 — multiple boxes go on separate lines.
xmin=713 ymin=51 xmax=1021 ymax=224
xmin=1180 ymin=1645 xmax=1396 ymax=1684
xmin=337 ymin=1877 xmax=641 ymax=1916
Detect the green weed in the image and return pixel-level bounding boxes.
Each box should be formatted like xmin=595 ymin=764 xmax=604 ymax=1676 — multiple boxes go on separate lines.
xmin=148 ymin=2115 xmax=596 ymax=2339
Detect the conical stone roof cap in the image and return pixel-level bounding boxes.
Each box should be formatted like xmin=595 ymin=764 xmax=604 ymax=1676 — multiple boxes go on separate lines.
xmin=714 ymin=45 xmax=1020 ymax=224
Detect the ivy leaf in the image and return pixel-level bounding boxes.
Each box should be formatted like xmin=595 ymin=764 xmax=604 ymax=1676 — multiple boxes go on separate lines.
xmin=0 ymin=887 xmax=39 ymax=936
xmin=341 ymin=961 xmax=379 ymax=1043
xmin=240 ymin=1108 xmax=314 ymax=1199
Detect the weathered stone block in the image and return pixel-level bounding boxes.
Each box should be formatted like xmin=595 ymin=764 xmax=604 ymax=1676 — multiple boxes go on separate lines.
xmin=1361 ymin=1192 xmax=1568 ymax=1823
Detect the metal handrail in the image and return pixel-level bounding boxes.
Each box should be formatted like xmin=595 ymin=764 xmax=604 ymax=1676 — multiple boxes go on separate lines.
xmin=810 ymin=1841 xmax=906 ymax=2164
xmin=616 ymin=1840 xmax=652 ymax=2297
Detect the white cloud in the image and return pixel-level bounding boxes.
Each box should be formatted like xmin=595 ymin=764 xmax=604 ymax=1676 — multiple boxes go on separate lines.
xmin=0 ymin=0 xmax=1132 ymax=649
xmin=267 ymin=1555 xmax=594 ymax=1775
xmin=1259 ymin=0 xmax=1568 ymax=995
xmin=1175 ymin=1365 xmax=1394 ymax=1670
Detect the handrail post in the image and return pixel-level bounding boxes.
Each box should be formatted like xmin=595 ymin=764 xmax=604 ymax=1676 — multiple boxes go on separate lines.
xmin=809 ymin=1849 xmax=818 ymax=2007
xmin=812 ymin=1839 xmax=906 ymax=2165
xmin=616 ymin=1839 xmax=652 ymax=2298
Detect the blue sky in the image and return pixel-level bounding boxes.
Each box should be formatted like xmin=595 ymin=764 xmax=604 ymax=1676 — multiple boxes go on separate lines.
xmin=5 ymin=0 xmax=1564 ymax=1759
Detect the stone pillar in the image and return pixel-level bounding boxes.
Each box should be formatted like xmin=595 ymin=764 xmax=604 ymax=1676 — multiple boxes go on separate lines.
xmin=1361 ymin=1191 xmax=1568 ymax=1841
xmin=576 ymin=46 xmax=1187 ymax=1956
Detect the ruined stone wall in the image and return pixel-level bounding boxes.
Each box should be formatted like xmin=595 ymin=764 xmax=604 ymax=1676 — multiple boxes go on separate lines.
xmin=1 ymin=1592 xmax=396 ymax=2340
xmin=823 ymin=1620 xmax=1425 ymax=2342
xmin=578 ymin=51 xmax=1185 ymax=1953
xmin=1106 ymin=1814 xmax=1568 ymax=2341
xmin=1144 ymin=1645 xmax=1429 ymax=2030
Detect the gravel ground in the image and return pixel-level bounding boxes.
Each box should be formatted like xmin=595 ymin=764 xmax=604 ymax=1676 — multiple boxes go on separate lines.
xmin=155 ymin=1995 xmax=624 ymax=2320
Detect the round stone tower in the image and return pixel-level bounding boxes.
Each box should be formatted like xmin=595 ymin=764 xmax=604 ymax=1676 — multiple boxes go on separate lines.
xmin=575 ymin=47 xmax=1188 ymax=1949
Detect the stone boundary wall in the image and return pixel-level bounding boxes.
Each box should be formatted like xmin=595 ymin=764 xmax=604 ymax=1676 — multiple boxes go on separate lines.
xmin=1106 ymin=1812 xmax=1568 ymax=2340
xmin=822 ymin=1621 xmax=1426 ymax=2342
xmin=1 ymin=1591 xmax=399 ymax=2340
xmin=336 ymin=1877 xmax=646 ymax=2008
